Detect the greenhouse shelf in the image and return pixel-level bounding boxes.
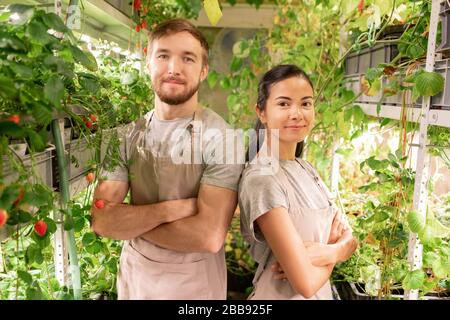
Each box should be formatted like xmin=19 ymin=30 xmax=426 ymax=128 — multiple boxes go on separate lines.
xmin=0 ymin=0 xmax=135 ymax=49
xmin=345 ymin=43 xmax=399 ymax=76
xmin=357 ymin=102 xmax=450 ymax=128
xmin=3 ymin=145 xmax=56 ymax=188
xmin=334 ymin=282 xmax=449 ymax=300
xmin=67 ymin=138 xmax=95 ymax=180
xmin=1 ymin=145 xmax=56 ymax=241
xmin=344 ymin=59 xmax=450 ymax=109
xmin=438 ymin=1 xmax=450 ymax=56
xmin=51 ymin=136 xmax=95 ymax=193
xmin=68 ymin=174 xmax=90 ymax=198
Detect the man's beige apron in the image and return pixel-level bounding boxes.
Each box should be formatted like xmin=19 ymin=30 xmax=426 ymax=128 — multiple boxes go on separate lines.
xmin=249 ymin=159 xmax=334 ymax=300
xmin=117 ymin=109 xmax=227 ymax=300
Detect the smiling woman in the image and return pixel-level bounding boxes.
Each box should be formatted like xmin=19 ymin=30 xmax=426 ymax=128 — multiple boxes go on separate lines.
xmin=238 ymin=64 xmax=358 ymax=300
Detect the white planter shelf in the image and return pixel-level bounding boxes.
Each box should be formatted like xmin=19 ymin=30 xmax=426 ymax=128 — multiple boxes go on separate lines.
xmin=356 ymin=102 xmax=450 ymax=128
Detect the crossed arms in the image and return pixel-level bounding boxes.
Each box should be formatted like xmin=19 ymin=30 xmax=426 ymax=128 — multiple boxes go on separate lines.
xmin=258 ymin=206 xmax=358 ymax=298
xmin=91 ymin=180 xmax=237 ymax=253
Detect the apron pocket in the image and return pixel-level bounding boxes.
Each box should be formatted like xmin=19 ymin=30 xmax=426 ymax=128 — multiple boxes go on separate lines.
xmin=122 ymin=242 xmax=210 ymax=299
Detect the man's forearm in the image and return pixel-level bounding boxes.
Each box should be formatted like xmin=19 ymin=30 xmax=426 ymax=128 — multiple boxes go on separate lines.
xmin=140 ymin=213 xmax=222 ymax=253
xmin=92 ymin=199 xmax=196 ymax=240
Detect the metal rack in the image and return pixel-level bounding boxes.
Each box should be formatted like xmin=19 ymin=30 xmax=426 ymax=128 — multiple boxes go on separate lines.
xmin=337 ymin=0 xmax=446 ymax=300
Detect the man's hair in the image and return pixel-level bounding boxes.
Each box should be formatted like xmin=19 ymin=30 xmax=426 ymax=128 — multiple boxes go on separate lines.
xmin=148 ymin=18 xmax=209 ymax=65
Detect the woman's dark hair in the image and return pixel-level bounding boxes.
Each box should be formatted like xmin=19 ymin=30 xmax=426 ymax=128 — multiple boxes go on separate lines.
xmin=247 ymin=64 xmax=314 ymax=161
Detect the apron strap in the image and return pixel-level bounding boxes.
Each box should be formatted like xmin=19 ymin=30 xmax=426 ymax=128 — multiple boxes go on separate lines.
xmin=189 ymin=107 xmax=203 ymax=164
xmin=275 ymin=164 xmax=297 ymax=215
xmin=295 ymin=159 xmax=333 ymax=206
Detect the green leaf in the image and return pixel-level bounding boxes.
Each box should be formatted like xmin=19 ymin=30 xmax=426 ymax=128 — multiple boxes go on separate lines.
xmin=393 ymin=266 xmax=407 ymax=282
xmin=0 ymin=11 xmax=11 ymax=22
xmin=70 ymin=45 xmax=98 ymax=71
xmin=403 ymin=269 xmax=426 ymax=290
xmin=352 ymin=105 xmax=366 ymax=124
xmin=106 ymin=258 xmax=118 ymax=273
xmin=365 ymin=68 xmax=383 ymax=82
xmin=230 ymin=57 xmax=243 ymax=72
xmin=418 ymin=226 xmax=436 ymax=245
xmin=250 ymin=47 xmax=259 ymax=64
xmin=79 ymin=76 xmax=100 ymax=94
xmin=32 ymin=103 xmax=53 ymax=127
xmin=26 ymin=286 xmax=43 ymax=300
xmin=34 ymin=249 xmax=44 ymax=264
xmin=207 ymin=70 xmax=218 ymax=89
xmin=0 ymin=185 xmax=20 ymax=210
xmin=26 ymin=20 xmax=54 ymax=45
xmin=9 ymin=62 xmax=33 ymax=79
xmin=0 ymin=76 xmax=17 ymax=99
xmin=120 ymin=72 xmax=136 ymax=85
xmin=414 ymin=72 xmax=445 ymax=97
xmin=86 ymin=241 xmax=102 ymax=254
xmin=423 ymin=251 xmax=439 ymax=266
xmin=432 ymin=257 xmax=449 ymax=278
xmin=0 ymin=121 xmax=24 ymax=138
xmin=227 ymin=94 xmax=238 ymax=108
xmin=26 ymin=129 xmax=45 ymax=152
xmin=44 ymin=75 xmax=64 ymax=108
xmin=232 ymin=40 xmax=250 ymax=58
xmin=17 ymin=270 xmax=33 ymax=285
xmin=44 ymin=217 xmax=57 ymax=234
xmin=18 ymin=211 xmax=33 ymax=223
xmin=407 ymin=210 xmax=425 ymax=233
xmin=220 ymin=77 xmax=230 ymax=89
xmin=374 ymin=211 xmax=389 ymax=223
xmin=26 ymin=245 xmax=44 ymax=265
xmin=27 ymin=184 xmax=52 ymax=207
xmin=406 ymin=43 xmax=426 ymax=59
xmin=73 ymin=217 xmax=86 ymax=232
xmin=0 ymin=34 xmax=26 ymax=51
xmin=82 ymin=232 xmax=96 ymax=246
xmin=42 ymin=12 xmax=67 ymax=32
xmin=426 ymin=210 xmax=450 ymax=238
xmin=26 ymin=245 xmax=37 ymax=264
xmin=64 ymin=216 xmax=74 ymax=231
xmin=322 ymin=109 xmax=335 ymax=126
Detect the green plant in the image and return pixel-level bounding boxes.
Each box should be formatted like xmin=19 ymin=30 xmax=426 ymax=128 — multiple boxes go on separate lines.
xmin=0 ymin=4 xmax=151 ymax=299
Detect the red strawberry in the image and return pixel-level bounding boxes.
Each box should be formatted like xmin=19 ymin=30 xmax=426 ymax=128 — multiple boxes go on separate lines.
xmin=0 ymin=209 xmax=8 ymax=228
xmin=143 ymin=46 xmax=148 ymax=55
xmin=8 ymin=114 xmax=20 ymax=124
xmin=89 ymin=114 xmax=97 ymax=122
xmin=13 ymin=189 xmax=25 ymax=207
xmin=357 ymin=0 xmax=364 ymax=13
xmin=85 ymin=120 xmax=93 ymax=129
xmin=141 ymin=20 xmax=148 ymax=29
xmin=133 ymin=0 xmax=141 ymax=11
xmin=136 ymin=24 xmax=141 ymax=32
xmin=34 ymin=220 xmax=47 ymax=237
xmin=94 ymin=199 xmax=105 ymax=209
xmin=86 ymin=172 xmax=95 ymax=183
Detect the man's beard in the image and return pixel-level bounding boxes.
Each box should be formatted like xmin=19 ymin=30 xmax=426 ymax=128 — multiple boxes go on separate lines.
xmin=155 ymin=79 xmax=201 ymax=105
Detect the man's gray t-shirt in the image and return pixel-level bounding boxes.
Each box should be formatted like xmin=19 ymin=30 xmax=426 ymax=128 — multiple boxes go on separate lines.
xmin=100 ymin=107 xmax=244 ymax=192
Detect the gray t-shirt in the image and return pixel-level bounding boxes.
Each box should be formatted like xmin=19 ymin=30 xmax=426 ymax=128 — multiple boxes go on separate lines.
xmin=239 ymin=158 xmax=332 ymax=263
xmin=100 ymin=107 xmax=244 ymax=192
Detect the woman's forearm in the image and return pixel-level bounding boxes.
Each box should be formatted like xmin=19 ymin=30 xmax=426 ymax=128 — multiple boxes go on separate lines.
xmin=334 ymin=229 xmax=358 ymax=263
